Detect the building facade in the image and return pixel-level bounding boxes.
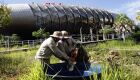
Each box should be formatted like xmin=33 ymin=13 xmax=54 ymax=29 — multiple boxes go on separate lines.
xmin=3 ymin=3 xmax=116 ymax=39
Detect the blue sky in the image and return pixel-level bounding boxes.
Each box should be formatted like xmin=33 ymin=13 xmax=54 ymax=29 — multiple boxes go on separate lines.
xmin=1 ymin=0 xmax=140 ymax=23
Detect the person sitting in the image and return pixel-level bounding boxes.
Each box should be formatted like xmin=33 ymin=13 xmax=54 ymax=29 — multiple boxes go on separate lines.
xmin=58 ymin=30 xmax=90 ymax=63
xmin=35 ymin=31 xmax=74 ymax=72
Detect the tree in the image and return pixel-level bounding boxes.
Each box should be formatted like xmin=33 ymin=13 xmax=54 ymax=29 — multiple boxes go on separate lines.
xmin=11 ymin=34 xmax=20 ymax=41
xmin=114 ymin=14 xmax=134 ymax=41
xmin=99 ymin=26 xmax=115 ymax=35
xmin=0 ymin=34 xmax=4 ymax=41
xmin=32 ymin=28 xmax=49 ymax=39
xmin=136 ymin=12 xmax=140 ymax=21
xmin=99 ymin=25 xmax=115 ymax=40
xmin=115 ymin=14 xmax=134 ymax=28
xmin=0 ymin=5 xmax=11 ymax=27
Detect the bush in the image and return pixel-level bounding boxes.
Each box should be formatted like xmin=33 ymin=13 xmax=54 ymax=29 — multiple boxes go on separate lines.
xmin=99 ymin=26 xmax=115 ymax=35
xmin=131 ymin=31 xmax=140 ymax=42
xmin=0 ymin=34 xmax=20 ymax=41
xmin=0 ymin=34 xmax=4 ymax=41
xmin=11 ymin=34 xmax=20 ymax=41
xmin=32 ymin=28 xmax=49 ymax=39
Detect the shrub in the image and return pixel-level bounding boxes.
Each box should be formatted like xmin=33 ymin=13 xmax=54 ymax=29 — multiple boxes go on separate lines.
xmin=32 ymin=28 xmax=49 ymax=39
xmin=11 ymin=34 xmax=20 ymax=41
xmin=131 ymin=31 xmax=140 ymax=42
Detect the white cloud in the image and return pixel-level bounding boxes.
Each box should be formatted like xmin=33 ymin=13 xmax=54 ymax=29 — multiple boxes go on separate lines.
xmin=111 ymin=0 xmax=140 ymax=24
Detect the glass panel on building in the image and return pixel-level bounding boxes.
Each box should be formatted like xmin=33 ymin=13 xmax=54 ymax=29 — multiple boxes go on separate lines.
xmin=62 ymin=6 xmax=75 ymax=33
xmin=76 ymin=7 xmax=88 ymax=24
xmin=37 ymin=4 xmax=52 ymax=29
xmin=96 ymin=9 xmax=105 ymax=24
xmin=54 ymin=5 xmax=67 ymax=30
xmin=100 ymin=10 xmax=109 ymax=24
xmin=69 ymin=6 xmax=81 ymax=33
xmin=45 ymin=4 xmax=60 ymax=30
xmin=83 ymin=8 xmax=94 ymax=26
xmin=90 ymin=8 xmax=100 ymax=24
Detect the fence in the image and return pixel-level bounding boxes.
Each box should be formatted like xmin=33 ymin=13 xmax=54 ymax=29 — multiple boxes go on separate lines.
xmin=0 ymin=39 xmax=45 ymax=51
xmin=72 ymin=33 xmax=119 ymax=42
xmin=0 ymin=33 xmax=120 ymax=52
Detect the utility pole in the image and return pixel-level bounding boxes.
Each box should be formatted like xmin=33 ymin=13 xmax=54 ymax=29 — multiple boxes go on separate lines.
xmin=90 ymin=27 xmax=93 ymax=41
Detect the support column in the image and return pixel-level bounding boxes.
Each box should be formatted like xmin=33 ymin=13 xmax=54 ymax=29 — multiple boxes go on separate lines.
xmin=101 ymin=24 xmax=105 ymax=40
xmin=111 ymin=34 xmax=114 ymax=39
xmin=90 ymin=27 xmax=93 ymax=41
xmin=80 ymin=27 xmax=83 ymax=42
xmin=95 ymin=25 xmax=99 ymax=41
xmin=122 ymin=32 xmax=125 ymax=42
xmin=96 ymin=35 xmax=99 ymax=41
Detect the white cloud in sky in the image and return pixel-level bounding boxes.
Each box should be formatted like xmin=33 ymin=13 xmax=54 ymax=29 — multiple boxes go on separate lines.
xmin=111 ymin=0 xmax=140 ymax=24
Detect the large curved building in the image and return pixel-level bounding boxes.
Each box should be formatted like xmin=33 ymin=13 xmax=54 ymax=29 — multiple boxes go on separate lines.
xmin=2 ymin=3 xmax=116 ymax=39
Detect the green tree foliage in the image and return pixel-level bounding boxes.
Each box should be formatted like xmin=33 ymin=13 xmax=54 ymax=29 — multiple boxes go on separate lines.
xmin=11 ymin=34 xmax=20 ymax=41
xmin=32 ymin=28 xmax=49 ymax=39
xmin=0 ymin=34 xmax=20 ymax=41
xmin=136 ymin=12 xmax=140 ymax=21
xmin=114 ymin=14 xmax=134 ymax=29
xmin=130 ymin=26 xmax=140 ymax=42
xmin=0 ymin=34 xmax=4 ymax=41
xmin=0 ymin=5 xmax=11 ymax=27
xmin=99 ymin=26 xmax=115 ymax=35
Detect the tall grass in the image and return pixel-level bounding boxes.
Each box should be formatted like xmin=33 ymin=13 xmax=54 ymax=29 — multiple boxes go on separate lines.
xmin=0 ymin=50 xmax=39 ymax=80
xmin=86 ymin=39 xmax=140 ymax=80
xmin=0 ymin=48 xmax=59 ymax=80
xmin=19 ymin=61 xmax=47 ymax=80
xmin=0 ymin=39 xmax=140 ymax=80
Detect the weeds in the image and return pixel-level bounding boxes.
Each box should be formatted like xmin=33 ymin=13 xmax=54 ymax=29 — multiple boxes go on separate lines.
xmin=0 ymin=40 xmax=140 ymax=80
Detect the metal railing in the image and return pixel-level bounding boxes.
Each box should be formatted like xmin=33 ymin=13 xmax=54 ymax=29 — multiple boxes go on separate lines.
xmin=0 ymin=33 xmax=120 ymax=53
xmin=0 ymin=34 xmax=120 ymax=48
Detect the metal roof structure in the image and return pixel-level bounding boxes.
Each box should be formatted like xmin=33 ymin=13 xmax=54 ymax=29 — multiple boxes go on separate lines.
xmin=4 ymin=3 xmax=117 ymax=38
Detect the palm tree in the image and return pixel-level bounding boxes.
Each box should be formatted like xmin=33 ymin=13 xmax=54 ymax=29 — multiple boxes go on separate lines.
xmin=115 ymin=14 xmax=134 ymax=28
xmin=114 ymin=14 xmax=134 ymax=41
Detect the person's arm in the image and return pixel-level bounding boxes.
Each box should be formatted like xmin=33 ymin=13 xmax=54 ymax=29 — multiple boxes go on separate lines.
xmin=71 ymin=38 xmax=77 ymax=45
xmin=57 ymin=40 xmax=66 ymax=53
xmin=35 ymin=40 xmax=48 ymax=59
xmin=48 ymin=41 xmax=70 ymax=61
xmin=69 ymin=38 xmax=82 ymax=50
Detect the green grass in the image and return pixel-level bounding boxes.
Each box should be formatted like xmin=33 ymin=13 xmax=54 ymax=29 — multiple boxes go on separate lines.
xmin=86 ymin=40 xmax=140 ymax=80
xmin=0 ymin=50 xmax=36 ymax=80
xmin=0 ymin=48 xmax=59 ymax=80
xmin=0 ymin=39 xmax=140 ymax=80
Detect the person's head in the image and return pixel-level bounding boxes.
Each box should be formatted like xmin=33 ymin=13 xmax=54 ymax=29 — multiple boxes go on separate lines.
xmin=50 ymin=31 xmax=62 ymax=42
xmin=61 ymin=30 xmax=70 ymax=41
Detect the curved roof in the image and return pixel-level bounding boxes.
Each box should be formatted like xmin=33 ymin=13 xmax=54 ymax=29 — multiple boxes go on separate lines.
xmin=7 ymin=4 xmax=36 ymax=28
xmin=6 ymin=3 xmax=116 ymax=35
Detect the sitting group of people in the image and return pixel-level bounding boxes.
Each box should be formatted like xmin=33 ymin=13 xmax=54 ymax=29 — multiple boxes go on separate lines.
xmin=35 ymin=30 xmax=89 ymax=72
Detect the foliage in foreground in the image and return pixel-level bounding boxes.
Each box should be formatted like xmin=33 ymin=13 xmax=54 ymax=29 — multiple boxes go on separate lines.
xmin=0 ymin=40 xmax=140 ymax=80
xmin=86 ymin=40 xmax=140 ymax=80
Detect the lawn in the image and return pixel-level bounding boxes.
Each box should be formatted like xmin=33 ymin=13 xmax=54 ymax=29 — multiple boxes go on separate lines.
xmin=0 ymin=40 xmax=140 ymax=80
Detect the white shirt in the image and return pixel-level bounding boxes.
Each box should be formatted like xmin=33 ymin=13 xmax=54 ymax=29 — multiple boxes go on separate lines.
xmin=35 ymin=37 xmax=69 ymax=60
